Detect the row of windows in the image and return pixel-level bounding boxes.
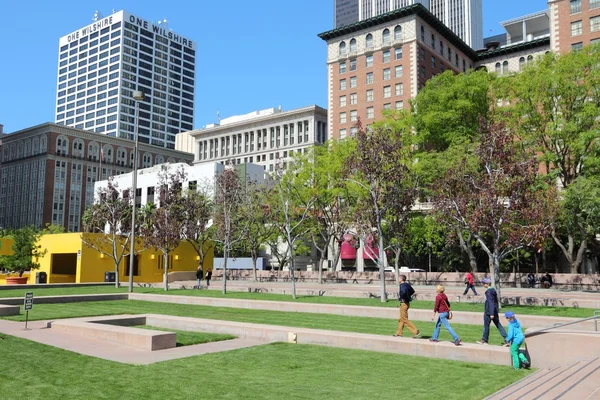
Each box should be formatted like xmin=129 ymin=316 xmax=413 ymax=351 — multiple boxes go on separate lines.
xmin=337 ymin=102 xmax=404 ymax=138
xmin=570 ymin=0 xmax=600 ymax=15
xmin=339 ymin=26 xmax=403 ymax=56
xmin=339 ymin=48 xmax=403 ymax=74
xmin=571 ymin=16 xmax=600 ymax=37
xmin=339 ymin=84 xmax=403 ymax=107
xmin=339 ymin=65 xmax=403 ymax=90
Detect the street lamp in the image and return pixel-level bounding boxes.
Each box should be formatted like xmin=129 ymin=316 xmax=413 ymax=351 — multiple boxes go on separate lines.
xmin=128 ymin=90 xmax=144 ymax=293
xmin=427 ymin=241 xmax=432 ymax=273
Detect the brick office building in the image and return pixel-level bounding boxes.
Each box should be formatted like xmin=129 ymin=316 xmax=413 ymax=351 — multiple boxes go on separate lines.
xmin=549 ymin=0 xmax=600 ymax=53
xmin=0 ymin=123 xmax=193 ymax=232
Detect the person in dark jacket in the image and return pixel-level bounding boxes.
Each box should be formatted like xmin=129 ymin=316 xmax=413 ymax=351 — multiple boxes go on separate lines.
xmin=527 ymin=273 xmax=536 ymax=288
xmin=430 ymin=285 xmax=461 ymax=345
xmin=205 ymin=269 xmax=212 ymax=288
xmin=195 ymin=266 xmax=203 ymax=289
xmin=476 ymin=277 xmax=507 ymax=345
xmin=393 ymin=274 xmax=420 ymax=338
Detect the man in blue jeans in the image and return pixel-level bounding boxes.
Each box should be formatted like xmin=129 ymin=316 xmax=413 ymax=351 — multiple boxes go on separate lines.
xmin=476 ymin=277 xmax=507 ymax=345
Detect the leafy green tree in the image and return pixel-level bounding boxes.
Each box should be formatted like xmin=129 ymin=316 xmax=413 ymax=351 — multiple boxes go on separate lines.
xmin=498 ymin=46 xmax=600 ymax=273
xmin=181 ymin=185 xmax=215 ymax=274
xmin=0 ymin=227 xmax=46 ymax=277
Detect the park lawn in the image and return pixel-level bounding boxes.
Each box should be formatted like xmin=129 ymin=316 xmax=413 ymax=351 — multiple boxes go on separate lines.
xmin=0 ymin=285 xmax=593 ymax=318
xmin=135 ymin=325 xmax=236 ymax=347
xmin=3 ymin=300 xmax=509 ymax=344
xmin=0 ymin=335 xmax=529 ymax=400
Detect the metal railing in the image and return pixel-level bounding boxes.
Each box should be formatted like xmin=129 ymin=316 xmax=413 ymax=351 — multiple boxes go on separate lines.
xmin=524 ymin=312 xmax=600 ymax=337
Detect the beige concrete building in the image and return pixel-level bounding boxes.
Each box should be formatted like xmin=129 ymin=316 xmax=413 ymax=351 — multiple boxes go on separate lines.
xmin=549 ymin=0 xmax=600 ymax=53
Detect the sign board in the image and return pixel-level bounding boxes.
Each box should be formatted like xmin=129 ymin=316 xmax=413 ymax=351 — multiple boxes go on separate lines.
xmin=24 ymin=292 xmax=34 ymax=311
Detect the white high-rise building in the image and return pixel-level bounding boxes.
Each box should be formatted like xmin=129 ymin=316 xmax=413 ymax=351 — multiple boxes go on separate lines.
xmin=335 ymin=0 xmax=482 ymax=49
xmin=55 ymin=10 xmax=197 ymax=149
xmin=430 ymin=0 xmax=482 ymax=49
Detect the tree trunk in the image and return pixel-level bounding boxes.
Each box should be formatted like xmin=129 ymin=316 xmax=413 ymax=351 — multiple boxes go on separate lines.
xmin=377 ymin=222 xmax=387 ymax=303
xmin=318 ymin=260 xmax=323 ymax=285
xmin=222 ymin=245 xmax=228 ymax=294
xmin=457 ymin=228 xmax=478 ymax=272
xmin=252 ymin=254 xmax=258 ymax=282
xmin=289 ymin=235 xmax=296 ymax=300
xmin=492 ymin=250 xmax=501 ymax=308
xmin=114 ymin=265 xmax=120 ymax=289
xmin=571 ymin=240 xmax=587 ymax=274
xmin=163 ymin=252 xmax=169 ymax=291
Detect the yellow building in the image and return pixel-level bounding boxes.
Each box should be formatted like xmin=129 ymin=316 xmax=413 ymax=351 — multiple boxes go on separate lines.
xmin=0 ymin=237 xmax=31 ymax=284
xmin=1 ymin=233 xmax=213 ymax=284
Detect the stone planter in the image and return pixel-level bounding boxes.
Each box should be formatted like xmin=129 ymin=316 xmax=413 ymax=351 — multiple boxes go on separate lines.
xmin=5 ymin=276 xmax=28 ymax=285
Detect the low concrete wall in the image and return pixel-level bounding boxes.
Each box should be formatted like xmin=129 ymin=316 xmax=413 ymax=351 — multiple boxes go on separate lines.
xmin=524 ymin=328 xmax=600 ymax=368
xmin=145 ymin=314 xmax=512 ymax=366
xmin=130 ymin=293 xmax=599 ymax=332
xmin=0 ymin=283 xmax=113 ymax=291
xmin=0 ymin=304 xmax=20 ymax=316
xmin=208 ymin=270 xmax=600 ymax=290
xmin=0 ymin=293 xmax=128 ymax=306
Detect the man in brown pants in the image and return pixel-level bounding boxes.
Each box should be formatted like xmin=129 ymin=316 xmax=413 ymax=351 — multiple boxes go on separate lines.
xmin=394 ymin=274 xmax=421 ymax=338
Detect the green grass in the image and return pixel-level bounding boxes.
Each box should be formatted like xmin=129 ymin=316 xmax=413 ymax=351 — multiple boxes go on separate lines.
xmin=135 ymin=325 xmax=236 ymax=347
xmin=0 ymin=284 xmax=594 ymax=318
xmin=4 ymin=300 xmax=509 ymax=344
xmin=0 ymin=335 xmax=530 ymax=400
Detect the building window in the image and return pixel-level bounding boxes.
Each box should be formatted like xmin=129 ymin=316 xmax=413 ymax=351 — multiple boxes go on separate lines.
xmin=339 ymin=62 xmax=346 ymax=74
xmin=339 ymin=95 xmax=347 ymax=107
xmin=383 ymin=103 xmax=391 ymax=111
xmin=366 ymin=89 xmax=373 ymax=102
xmin=350 ymin=110 xmax=357 ymax=122
xmin=366 ymin=55 xmax=373 ymax=67
xmin=366 ymin=107 xmax=374 ymax=119
xmin=350 ymin=127 xmax=357 ymax=136
xmin=383 ymin=86 xmax=391 ymax=98
xmin=570 ymin=0 xmax=582 ymax=14
xmin=419 ymin=47 xmax=425 ymax=61
xmin=431 ymin=34 xmax=436 ymax=50
xmin=591 ymin=0 xmax=600 ymax=10
xmin=366 ymin=33 xmax=373 ymax=49
xmin=440 ymin=41 xmax=444 ymax=55
xmin=419 ymin=65 xmax=426 ymax=78
xmin=394 ymin=25 xmax=402 ymax=41
xmin=350 ymin=59 xmax=357 ymax=71
xmin=383 ymin=50 xmax=390 ymax=63
xmin=519 ymin=57 xmax=526 ymax=71
xmin=592 ymin=38 xmax=600 ymax=45
xmin=339 ymin=128 xmax=347 ymax=139
xmin=571 ymin=20 xmax=583 ymax=36
xmin=431 ymin=56 xmax=436 ymax=68
xmin=383 ymin=68 xmax=391 ymax=80
xmin=502 ymin=61 xmax=509 ymax=74
xmin=572 ymin=42 xmax=583 ymax=51
xmin=366 ymin=72 xmax=373 ymax=84
xmin=350 ymin=93 xmax=357 ymax=105
xmin=340 ymin=112 xmax=347 ymax=124
xmin=395 ymin=101 xmax=404 ymax=110
xmin=340 ymin=79 xmax=346 ymax=90
xmin=350 ymin=76 xmax=357 ymax=88
xmin=382 ymin=28 xmax=390 ymax=44
xmin=349 ymin=38 xmax=357 ymax=53
xmin=591 ymin=16 xmax=600 ymax=32
xmin=339 ymin=41 xmax=347 ymax=56
xmin=395 ymin=65 xmax=403 ymax=78
xmin=395 ymin=83 xmax=403 ymax=96
xmin=420 ymin=25 xmax=425 ymax=41
xmin=495 ymin=62 xmax=501 ymax=74
xmin=395 ymin=47 xmax=402 ymax=60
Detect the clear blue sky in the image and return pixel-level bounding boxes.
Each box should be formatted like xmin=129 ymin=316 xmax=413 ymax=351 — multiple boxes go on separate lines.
xmin=0 ymin=0 xmax=548 ymax=133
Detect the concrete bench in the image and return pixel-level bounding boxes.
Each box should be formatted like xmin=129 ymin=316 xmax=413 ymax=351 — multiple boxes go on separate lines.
xmin=50 ymin=315 xmax=176 ymax=351
xmin=0 ymin=304 xmax=19 ymax=316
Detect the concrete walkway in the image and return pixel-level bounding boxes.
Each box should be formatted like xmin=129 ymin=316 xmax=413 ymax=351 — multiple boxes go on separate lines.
xmin=167 ymin=280 xmax=600 ymax=308
xmin=0 ymin=318 xmax=270 ymax=365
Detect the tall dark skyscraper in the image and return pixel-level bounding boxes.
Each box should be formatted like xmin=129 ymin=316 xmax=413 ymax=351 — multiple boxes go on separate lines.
xmin=334 ymin=0 xmax=359 ymax=28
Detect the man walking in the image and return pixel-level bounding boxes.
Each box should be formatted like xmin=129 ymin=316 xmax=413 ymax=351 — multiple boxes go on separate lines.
xmin=394 ymin=274 xmax=420 ymax=338
xmin=477 ymin=277 xmax=507 ymax=345
xmin=205 ymin=268 xmax=212 ymax=288
xmin=195 ymin=266 xmax=203 ymax=289
xmin=463 ymin=271 xmax=478 ymax=296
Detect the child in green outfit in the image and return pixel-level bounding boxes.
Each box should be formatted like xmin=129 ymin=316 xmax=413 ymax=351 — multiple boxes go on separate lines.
xmin=504 ymin=311 xmax=530 ymax=370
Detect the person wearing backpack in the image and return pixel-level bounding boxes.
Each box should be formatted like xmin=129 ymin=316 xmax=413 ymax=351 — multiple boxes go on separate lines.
xmin=393 ymin=274 xmax=421 ymax=338
xmin=430 ymin=285 xmax=461 ymax=346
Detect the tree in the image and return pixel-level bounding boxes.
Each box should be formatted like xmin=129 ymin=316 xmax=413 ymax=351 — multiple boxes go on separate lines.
xmin=140 ymin=165 xmax=187 ymax=291
xmin=213 ymin=165 xmax=249 ymax=294
xmin=346 ymin=118 xmax=419 ymax=302
xmin=0 ymin=227 xmax=46 ymax=277
xmin=82 ymin=179 xmax=139 ymax=289
xmin=434 ymin=118 xmax=556 ymax=301
xmin=181 ymin=185 xmax=215 ymax=275
xmin=298 ymin=140 xmax=357 ymax=284
xmin=498 ymin=47 xmax=600 ymax=273
xmin=269 ymin=160 xmax=316 ymax=299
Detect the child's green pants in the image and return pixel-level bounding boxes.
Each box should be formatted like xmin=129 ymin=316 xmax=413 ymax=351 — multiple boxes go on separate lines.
xmin=510 ymin=341 xmax=528 ymax=369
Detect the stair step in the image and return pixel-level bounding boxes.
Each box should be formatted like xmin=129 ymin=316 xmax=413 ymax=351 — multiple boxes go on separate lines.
xmin=485 ymin=369 xmax=549 ymax=400
xmin=543 ymin=358 xmax=600 ymax=400
xmin=527 ymin=358 xmax=600 ymax=400
xmin=496 ymin=365 xmax=577 ymax=400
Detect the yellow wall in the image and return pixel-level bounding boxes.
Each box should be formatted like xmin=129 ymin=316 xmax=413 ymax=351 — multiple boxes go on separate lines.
xmin=0 ymin=238 xmax=15 ymax=256
xmin=0 ymin=233 xmax=214 ymax=285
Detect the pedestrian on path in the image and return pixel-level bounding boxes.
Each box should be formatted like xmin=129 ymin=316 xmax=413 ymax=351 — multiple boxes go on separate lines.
xmin=504 ymin=311 xmax=530 ymax=369
xmin=205 ymin=269 xmax=212 ymax=288
xmin=476 ymin=277 xmax=507 ymax=345
xmin=394 ymin=274 xmax=421 ymax=338
xmin=463 ymin=271 xmax=478 ymax=296
xmin=196 ymin=266 xmax=203 ymax=289
xmin=430 ymin=285 xmax=461 ymax=346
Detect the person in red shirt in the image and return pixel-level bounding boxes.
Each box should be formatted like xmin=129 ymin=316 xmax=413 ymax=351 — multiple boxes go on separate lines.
xmin=463 ymin=271 xmax=478 ymax=296
xmin=430 ymin=285 xmax=461 ymax=345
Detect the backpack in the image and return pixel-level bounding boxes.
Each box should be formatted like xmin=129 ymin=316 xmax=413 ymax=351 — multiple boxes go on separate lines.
xmin=399 ymin=282 xmax=416 ymax=302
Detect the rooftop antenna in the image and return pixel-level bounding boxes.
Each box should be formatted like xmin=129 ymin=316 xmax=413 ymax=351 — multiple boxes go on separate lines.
xmin=92 ymin=10 xmax=102 ymax=22
xmin=157 ymin=18 xmax=169 ymax=28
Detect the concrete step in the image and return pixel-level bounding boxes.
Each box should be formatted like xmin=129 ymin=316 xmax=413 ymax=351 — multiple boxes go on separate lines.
xmin=487 ymin=365 xmax=575 ymax=400
xmin=485 ymin=368 xmax=550 ymax=400
xmin=530 ymin=357 xmax=600 ymax=400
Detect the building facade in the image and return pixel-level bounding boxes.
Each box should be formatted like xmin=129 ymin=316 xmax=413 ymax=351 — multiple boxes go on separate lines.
xmin=187 ymin=106 xmax=328 ymax=173
xmin=549 ymin=0 xmax=600 ymax=53
xmin=333 ymin=0 xmax=482 ymax=49
xmin=319 ymin=4 xmax=476 ymax=140
xmin=0 ymin=123 xmax=193 ymax=232
xmin=55 ymin=10 xmax=196 ymax=149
